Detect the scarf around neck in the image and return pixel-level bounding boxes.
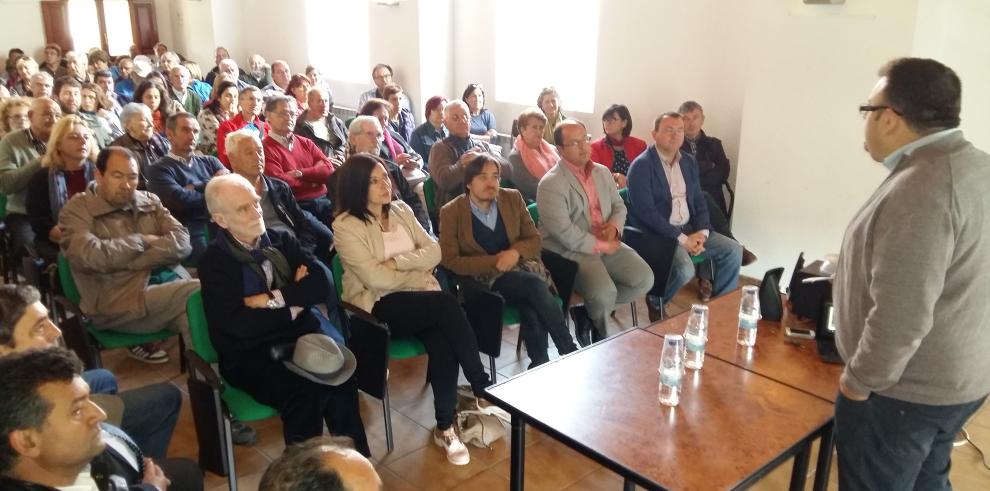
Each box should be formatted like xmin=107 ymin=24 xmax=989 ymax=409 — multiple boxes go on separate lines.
xmin=220 ymin=229 xmax=292 ymax=295
xmin=514 ymin=135 xmax=558 ymax=181
xmin=48 ymin=161 xmax=95 ymax=221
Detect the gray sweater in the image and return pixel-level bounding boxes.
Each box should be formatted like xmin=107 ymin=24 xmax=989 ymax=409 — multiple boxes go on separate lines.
xmin=834 ymin=130 xmax=990 ymax=405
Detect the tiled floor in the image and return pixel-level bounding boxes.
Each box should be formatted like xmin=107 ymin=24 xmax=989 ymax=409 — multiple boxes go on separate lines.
xmin=98 ymin=278 xmax=990 ymax=490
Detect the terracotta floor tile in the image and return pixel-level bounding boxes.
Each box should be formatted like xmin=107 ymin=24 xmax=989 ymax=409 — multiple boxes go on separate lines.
xmin=445 ymin=467 xmax=510 ymax=490
xmin=562 ymin=466 xmax=624 ymax=490
xmin=383 ymin=443 xmax=489 ymax=490
xmin=490 ymin=437 xmax=601 ymax=490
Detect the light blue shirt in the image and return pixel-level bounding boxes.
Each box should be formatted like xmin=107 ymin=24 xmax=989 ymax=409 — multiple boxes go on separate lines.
xmin=882 ymin=128 xmax=960 ymax=171
xmin=469 ymin=198 xmax=499 ymax=231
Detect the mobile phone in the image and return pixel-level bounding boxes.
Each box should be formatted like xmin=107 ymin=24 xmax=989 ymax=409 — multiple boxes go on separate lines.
xmin=785 ymin=326 xmax=815 ymax=340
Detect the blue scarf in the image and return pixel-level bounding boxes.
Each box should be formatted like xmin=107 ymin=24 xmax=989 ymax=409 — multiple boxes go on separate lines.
xmin=48 ymin=160 xmax=95 ymax=221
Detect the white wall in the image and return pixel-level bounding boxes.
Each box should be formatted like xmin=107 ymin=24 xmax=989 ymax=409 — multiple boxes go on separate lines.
xmin=0 ymin=0 xmax=49 ymax=59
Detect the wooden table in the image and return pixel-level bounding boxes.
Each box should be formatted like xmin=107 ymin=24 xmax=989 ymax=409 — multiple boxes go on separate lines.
xmin=484 ymin=328 xmax=835 ymax=490
xmin=645 ymin=290 xmax=843 ymax=490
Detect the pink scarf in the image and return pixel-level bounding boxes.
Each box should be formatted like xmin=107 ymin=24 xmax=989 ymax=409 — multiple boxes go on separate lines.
xmin=514 ymin=135 xmax=558 ymax=181
xmin=382 ymin=129 xmax=403 ymax=160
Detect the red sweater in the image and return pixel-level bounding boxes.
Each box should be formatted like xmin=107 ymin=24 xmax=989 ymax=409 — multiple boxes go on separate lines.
xmin=216 ymin=113 xmax=269 ymax=167
xmin=262 ymin=134 xmax=334 ymax=201
xmin=590 ymin=136 xmax=648 ymax=172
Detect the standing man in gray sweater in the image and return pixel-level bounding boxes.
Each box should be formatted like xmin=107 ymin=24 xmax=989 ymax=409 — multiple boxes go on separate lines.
xmin=834 ymin=57 xmax=990 ymax=490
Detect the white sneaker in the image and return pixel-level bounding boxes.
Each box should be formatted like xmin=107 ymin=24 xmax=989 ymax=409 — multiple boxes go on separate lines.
xmin=434 ymin=427 xmax=470 ymax=465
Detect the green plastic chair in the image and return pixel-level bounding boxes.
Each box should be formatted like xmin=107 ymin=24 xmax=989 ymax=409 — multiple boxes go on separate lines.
xmin=423 ymin=176 xmax=437 ymax=214
xmin=185 ymin=290 xmax=277 ymax=489
xmin=56 ymin=253 xmax=179 ymax=367
xmin=330 ymin=254 xmax=426 ymax=451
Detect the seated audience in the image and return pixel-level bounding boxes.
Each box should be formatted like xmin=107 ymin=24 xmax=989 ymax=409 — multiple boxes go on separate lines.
xmin=295 ymin=86 xmax=347 ymax=164
xmin=28 ymin=72 xmax=53 ymax=100
xmin=430 ymin=100 xmax=511 ymax=208
xmin=357 ymin=63 xmax=413 ymax=117
xmin=538 ymin=120 xmax=653 ymax=344
xmin=148 ymin=113 xmax=228 ymax=264
xmin=200 ymin=173 xmax=369 ymax=451
xmin=115 ymin=57 xmax=149 ymax=103
xmin=440 ymin=154 xmax=577 ymax=367
xmin=196 ymin=80 xmax=238 ymax=156
xmin=0 ymin=347 xmax=203 ymax=491
xmin=80 ymin=82 xmax=123 ymax=138
xmin=112 ymin=55 xmax=132 ymax=83
xmin=11 ymin=57 xmax=37 ymax=97
xmin=218 ymin=58 xmax=251 ymax=91
xmin=2 ymin=49 xmax=23 ymax=88
xmin=0 ymin=96 xmax=30 ymax=141
xmin=151 ymin=43 xmax=169 ymax=67
xmin=205 ymin=46 xmax=230 ymax=85
xmin=409 ymin=95 xmax=448 ymax=169
xmin=61 ymin=51 xmax=90 ymax=84
xmin=305 ymin=65 xmax=331 ymax=94
xmin=508 ymin=107 xmax=558 ymax=203
xmin=260 ymin=436 xmax=382 ymax=491
xmin=39 ymin=43 xmax=63 ymax=77
xmin=240 ymin=54 xmax=272 ymax=89
xmin=286 ymin=74 xmax=311 ymax=113
xmin=463 ymin=83 xmax=496 ymax=141
xmin=382 ymin=83 xmax=415 ymax=142
xmin=359 ymin=98 xmax=425 ymax=189
xmin=342 ymin=116 xmax=431 ymax=231
xmin=110 ymin=103 xmax=170 ymax=189
xmin=333 ymin=153 xmax=491 ymax=465
xmin=263 ymin=59 xmax=292 ymax=99
xmin=0 ymin=284 xmax=184 ymax=459
xmin=216 ymin=85 xmax=268 ymax=166
xmin=0 ymin=97 xmax=60 ymax=255
xmin=55 ymin=76 xmax=113 ymax=148
xmin=627 ymin=112 xmax=741 ymax=310
xmin=133 ymin=78 xmax=181 ymax=134
xmin=59 ymin=146 xmax=200 ymax=363
xmin=157 ymin=51 xmax=180 ymax=78
xmin=590 ymin=104 xmax=647 ymax=189
xmin=168 ymin=65 xmax=203 ymax=116
xmin=26 ymin=116 xmax=98 ymax=262
xmin=182 ymin=60 xmax=212 ymax=104
xmin=537 ymin=87 xmax=565 ymax=144
xmin=93 ymin=69 xmax=124 ymax=120
xmin=262 ymin=95 xmax=335 ymax=230
xmin=227 ymin=129 xmax=333 ymax=263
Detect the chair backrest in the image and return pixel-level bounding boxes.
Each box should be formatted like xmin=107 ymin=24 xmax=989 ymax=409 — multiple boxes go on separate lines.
xmin=527 ymin=202 xmax=539 ymax=225
xmin=622 ymin=226 xmax=677 ymax=298
xmin=0 ymin=194 xmax=7 ymax=220
xmin=186 ymin=289 xmax=219 ymax=364
xmin=618 ymin=187 xmax=630 ymax=207
xmin=422 ymin=177 xmax=437 ymax=214
xmin=331 ymin=254 xmax=345 ymax=299
xmin=57 ymin=253 xmax=82 ymax=304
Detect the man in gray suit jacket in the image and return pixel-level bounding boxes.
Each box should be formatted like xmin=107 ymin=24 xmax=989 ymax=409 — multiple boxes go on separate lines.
xmin=833 ymin=57 xmax=990 ymax=490
xmin=537 ymin=120 xmax=652 ymax=345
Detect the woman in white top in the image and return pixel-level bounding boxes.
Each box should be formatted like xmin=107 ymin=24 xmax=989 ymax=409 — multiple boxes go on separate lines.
xmin=332 ymin=153 xmax=491 ymax=466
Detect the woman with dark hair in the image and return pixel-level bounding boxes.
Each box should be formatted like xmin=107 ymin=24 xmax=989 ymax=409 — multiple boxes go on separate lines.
xmin=133 ymin=79 xmax=180 ymax=134
xmin=197 ymin=79 xmax=238 ymax=156
xmin=332 ymin=153 xmax=491 ymax=466
xmin=590 ymin=104 xmax=647 ymax=187
xmin=286 ymin=74 xmax=311 ymax=113
xmin=536 ymin=86 xmax=564 ymax=144
xmin=462 ymin=83 xmax=496 ymax=141
xmin=409 ymin=95 xmax=448 ymax=168
xmin=80 ymin=82 xmax=122 ymax=137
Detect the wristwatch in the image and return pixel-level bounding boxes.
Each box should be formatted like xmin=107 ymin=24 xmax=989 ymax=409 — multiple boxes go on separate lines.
xmin=266 ymin=291 xmax=278 ymax=309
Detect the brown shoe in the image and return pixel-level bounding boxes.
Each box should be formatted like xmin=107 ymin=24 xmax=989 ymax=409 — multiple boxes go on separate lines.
xmin=698 ymin=279 xmax=713 ymax=302
xmin=647 ymin=302 xmax=667 ymax=323
xmin=742 ymin=247 xmax=758 ymax=266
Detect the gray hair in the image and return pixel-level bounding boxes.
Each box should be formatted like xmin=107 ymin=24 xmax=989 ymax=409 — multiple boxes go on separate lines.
xmin=347 ymin=115 xmax=379 ymax=140
xmin=161 ymin=52 xmax=180 ymax=65
xmin=30 ymin=72 xmax=52 ymax=84
xmin=678 ymin=100 xmax=704 ymax=114
xmin=219 ymin=58 xmax=238 ymax=73
xmin=205 ymin=173 xmax=254 ymax=215
xmin=169 ymin=65 xmax=190 ymax=78
xmin=225 ymin=128 xmax=262 ymax=158
xmin=264 ymin=94 xmax=294 ymax=114
xmin=444 ymin=99 xmax=468 ymax=117
xmin=119 ymin=102 xmax=152 ymax=127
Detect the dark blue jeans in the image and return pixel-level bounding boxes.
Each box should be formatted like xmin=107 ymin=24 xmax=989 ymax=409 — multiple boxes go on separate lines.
xmin=298 ymin=197 xmax=334 ymax=231
xmin=118 ymin=382 xmax=183 ymax=459
xmin=492 ymin=271 xmax=577 ymax=367
xmin=835 ymin=392 xmax=986 ymax=490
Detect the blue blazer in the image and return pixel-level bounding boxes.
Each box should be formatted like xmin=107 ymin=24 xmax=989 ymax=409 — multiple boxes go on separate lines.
xmin=626 ymin=145 xmax=710 ymax=240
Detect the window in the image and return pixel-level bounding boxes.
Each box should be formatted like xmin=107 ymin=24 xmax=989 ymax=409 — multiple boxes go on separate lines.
xmin=494 ymin=0 xmax=600 ymax=113
xmin=42 ymin=0 xmax=152 ymax=56
xmin=304 ymin=0 xmax=370 ymax=83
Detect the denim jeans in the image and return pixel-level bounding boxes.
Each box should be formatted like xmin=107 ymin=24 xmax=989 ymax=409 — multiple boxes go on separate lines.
xmin=663 ymin=230 xmax=741 ymax=304
xmin=492 ymin=270 xmax=577 ymax=367
xmin=82 ymin=368 xmax=119 ymax=394
xmin=118 ymin=382 xmax=183 ymax=459
xmin=835 ymin=392 xmax=986 ymax=490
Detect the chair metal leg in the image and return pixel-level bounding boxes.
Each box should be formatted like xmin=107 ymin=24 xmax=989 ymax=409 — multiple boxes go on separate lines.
xmin=222 ymin=412 xmax=238 ymax=491
xmin=383 ymin=384 xmax=395 ymax=453
xmin=629 ymin=300 xmax=638 ymax=327
xmin=489 ymin=355 xmax=497 ymax=384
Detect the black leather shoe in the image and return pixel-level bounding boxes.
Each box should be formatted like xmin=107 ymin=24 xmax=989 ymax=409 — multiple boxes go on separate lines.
xmin=647 ymin=301 xmax=667 ymax=323
xmin=230 ymin=418 xmax=257 ymax=446
xmin=571 ymin=306 xmax=592 ymax=347
xmin=590 ymin=325 xmax=606 ymax=344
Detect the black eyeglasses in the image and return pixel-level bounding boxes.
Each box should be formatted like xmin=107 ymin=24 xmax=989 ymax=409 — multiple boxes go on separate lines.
xmin=859 ymin=104 xmax=901 ymax=119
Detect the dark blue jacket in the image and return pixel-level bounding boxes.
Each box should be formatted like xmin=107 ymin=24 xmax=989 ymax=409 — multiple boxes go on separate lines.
xmin=626 ymin=145 xmax=710 ymax=240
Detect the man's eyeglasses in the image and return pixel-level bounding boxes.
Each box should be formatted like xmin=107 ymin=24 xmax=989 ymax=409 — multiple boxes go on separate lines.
xmin=859 ymin=104 xmax=901 ymax=119
xmin=561 ymin=135 xmax=591 ymax=148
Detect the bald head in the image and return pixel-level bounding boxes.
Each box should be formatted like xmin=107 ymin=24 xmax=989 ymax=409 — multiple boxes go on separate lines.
xmin=206 ymin=174 xmax=264 ymax=243
xmin=260 ymin=438 xmax=382 ymax=491
xmin=29 ymin=97 xmax=61 ymax=138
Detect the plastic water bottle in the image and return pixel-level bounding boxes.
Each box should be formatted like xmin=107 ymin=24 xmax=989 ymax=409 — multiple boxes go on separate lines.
xmin=684 ymin=304 xmax=709 ymax=370
xmin=658 ymin=334 xmax=685 ymax=407
xmin=737 ymin=285 xmax=761 ymax=347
